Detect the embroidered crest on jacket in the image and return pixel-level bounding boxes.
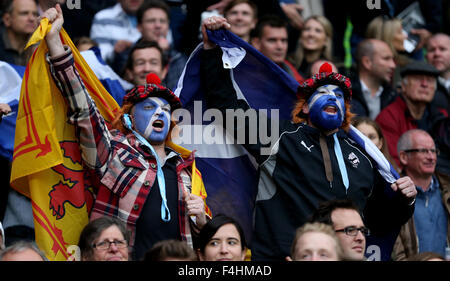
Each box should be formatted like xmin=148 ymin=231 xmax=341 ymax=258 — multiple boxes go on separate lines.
xmin=348 ymin=152 xmax=360 ymax=168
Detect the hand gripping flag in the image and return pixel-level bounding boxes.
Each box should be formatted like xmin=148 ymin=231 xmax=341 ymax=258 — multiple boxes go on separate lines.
xmin=175 ymin=28 xmax=402 ymax=261
xmin=10 ymin=18 xmax=121 ymax=261
xmin=167 ymin=140 xmax=212 ymax=218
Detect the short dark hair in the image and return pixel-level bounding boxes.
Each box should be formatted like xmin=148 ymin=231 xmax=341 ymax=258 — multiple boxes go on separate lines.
xmin=1 ymin=0 xmax=13 ymax=16
xmin=195 ymin=214 xmax=247 ymax=253
xmin=137 ymin=0 xmax=170 ymax=25
xmin=78 ymin=216 xmax=130 ymax=261
xmin=251 ymin=15 xmax=287 ymax=39
xmin=223 ymin=0 xmax=258 ymax=19
xmin=143 ymin=239 xmax=197 ymax=261
xmin=124 ymin=39 xmax=166 ymax=73
xmin=308 ymin=199 xmax=362 ymax=226
xmin=355 ymin=39 xmax=375 ymax=67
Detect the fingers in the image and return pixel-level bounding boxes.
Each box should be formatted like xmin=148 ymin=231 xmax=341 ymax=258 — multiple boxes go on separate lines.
xmin=201 ymin=16 xmax=230 ymax=50
xmin=203 ymin=16 xmax=230 ymax=30
xmin=184 ymin=192 xmax=205 ymax=216
xmin=42 ymin=7 xmax=58 ymax=22
xmin=55 ymin=3 xmax=63 ymax=14
xmin=42 ymin=4 xmax=64 ymax=25
xmin=0 ymin=104 xmax=12 ymax=114
xmin=393 ymin=176 xmax=417 ymax=198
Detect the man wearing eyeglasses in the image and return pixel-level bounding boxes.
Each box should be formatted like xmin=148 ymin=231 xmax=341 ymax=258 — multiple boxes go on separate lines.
xmin=309 ymin=199 xmax=369 ymax=261
xmin=393 ymin=129 xmax=450 ymax=260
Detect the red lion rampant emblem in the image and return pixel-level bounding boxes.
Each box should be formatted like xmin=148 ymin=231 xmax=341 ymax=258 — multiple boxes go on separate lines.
xmin=49 ymin=141 xmax=95 ymax=219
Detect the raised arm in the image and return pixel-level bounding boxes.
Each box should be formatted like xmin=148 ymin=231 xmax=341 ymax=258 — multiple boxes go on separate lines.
xmin=44 ymin=5 xmax=112 ymax=174
xmin=200 ymin=17 xmax=281 ymax=163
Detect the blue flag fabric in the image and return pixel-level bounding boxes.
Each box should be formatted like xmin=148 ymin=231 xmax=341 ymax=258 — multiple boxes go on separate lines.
xmin=175 ymin=29 xmax=401 ymax=261
xmin=81 ymin=47 xmax=133 ymax=106
xmin=0 ymin=61 xmax=25 ymax=161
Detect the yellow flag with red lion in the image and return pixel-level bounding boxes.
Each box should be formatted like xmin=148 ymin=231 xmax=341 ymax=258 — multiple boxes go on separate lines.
xmin=11 ymin=18 xmax=210 ymax=261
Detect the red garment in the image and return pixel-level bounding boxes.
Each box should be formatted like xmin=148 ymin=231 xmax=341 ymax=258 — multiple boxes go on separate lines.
xmin=49 ymin=48 xmax=198 ymax=247
xmin=375 ymin=96 xmax=419 ymax=168
xmin=280 ymin=60 xmax=304 ymax=83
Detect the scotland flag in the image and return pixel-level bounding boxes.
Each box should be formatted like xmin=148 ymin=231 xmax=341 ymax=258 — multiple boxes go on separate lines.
xmin=80 ymin=46 xmax=133 ymax=106
xmin=175 ymin=29 xmax=402 ymax=261
xmin=0 ymin=61 xmax=25 ymax=161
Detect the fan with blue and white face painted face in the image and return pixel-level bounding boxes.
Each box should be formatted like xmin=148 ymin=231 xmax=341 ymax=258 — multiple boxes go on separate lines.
xmin=307 ymin=84 xmax=346 ymax=131
xmin=132 ymin=97 xmax=171 ymax=144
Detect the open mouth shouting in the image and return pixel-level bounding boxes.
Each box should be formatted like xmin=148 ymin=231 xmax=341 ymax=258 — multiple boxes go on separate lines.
xmin=323 ymin=105 xmax=338 ymax=115
xmin=152 ymin=119 xmax=165 ymax=132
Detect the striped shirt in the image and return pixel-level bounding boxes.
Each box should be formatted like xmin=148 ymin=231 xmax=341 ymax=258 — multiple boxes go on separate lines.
xmin=90 ymin=3 xmax=142 ymax=63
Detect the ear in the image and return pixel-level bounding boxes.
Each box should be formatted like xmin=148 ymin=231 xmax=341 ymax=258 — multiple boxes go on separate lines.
xmin=400 ymin=79 xmax=407 ymax=95
xmin=361 ymin=56 xmax=372 ymax=70
xmin=137 ymin=24 xmax=143 ymax=34
xmin=399 ymin=151 xmax=409 ymax=166
xmin=2 ymin=13 xmax=11 ymax=28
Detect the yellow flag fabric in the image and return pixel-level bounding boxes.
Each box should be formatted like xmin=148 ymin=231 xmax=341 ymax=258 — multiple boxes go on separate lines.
xmin=11 ymin=18 xmax=120 ymax=261
xmin=11 ymin=18 xmax=211 ymax=260
xmin=167 ymin=141 xmax=212 ymax=218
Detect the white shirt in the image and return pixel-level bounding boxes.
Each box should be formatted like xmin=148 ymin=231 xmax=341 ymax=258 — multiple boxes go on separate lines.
xmin=360 ymin=79 xmax=384 ymax=120
xmin=438 ymin=76 xmax=450 ymax=93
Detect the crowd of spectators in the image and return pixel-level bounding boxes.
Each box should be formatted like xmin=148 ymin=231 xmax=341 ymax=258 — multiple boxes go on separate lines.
xmin=0 ymin=0 xmax=449 ymax=261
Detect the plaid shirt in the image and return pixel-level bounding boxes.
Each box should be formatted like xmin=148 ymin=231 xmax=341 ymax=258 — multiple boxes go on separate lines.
xmin=49 ymin=48 xmax=198 ymax=247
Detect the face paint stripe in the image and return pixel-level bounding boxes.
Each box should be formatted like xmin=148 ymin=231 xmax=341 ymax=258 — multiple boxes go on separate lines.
xmin=133 ymin=97 xmax=171 ymax=143
xmin=308 ymin=85 xmax=346 ymax=130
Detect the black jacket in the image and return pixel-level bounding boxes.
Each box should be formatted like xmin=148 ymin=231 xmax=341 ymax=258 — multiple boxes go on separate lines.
xmin=201 ymin=47 xmax=414 ymax=261
xmin=350 ymin=75 xmax=398 ymax=119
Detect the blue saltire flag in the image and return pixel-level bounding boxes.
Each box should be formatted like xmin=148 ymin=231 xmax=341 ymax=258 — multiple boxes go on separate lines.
xmin=174 ymin=29 xmax=401 ymax=261
xmin=0 ymin=61 xmax=25 ymax=161
xmin=80 ymin=46 xmax=133 ymax=106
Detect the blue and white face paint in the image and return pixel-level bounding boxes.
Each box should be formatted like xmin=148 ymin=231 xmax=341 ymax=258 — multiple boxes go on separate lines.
xmin=307 ymin=84 xmax=346 ymax=131
xmin=132 ymin=97 xmax=171 ymax=144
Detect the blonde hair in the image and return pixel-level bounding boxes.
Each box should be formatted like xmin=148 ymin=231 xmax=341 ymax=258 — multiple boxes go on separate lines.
xmin=290 ymin=222 xmax=343 ymax=260
xmin=366 ymin=16 xmax=402 ymax=57
xmin=293 ymin=15 xmax=333 ymax=69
